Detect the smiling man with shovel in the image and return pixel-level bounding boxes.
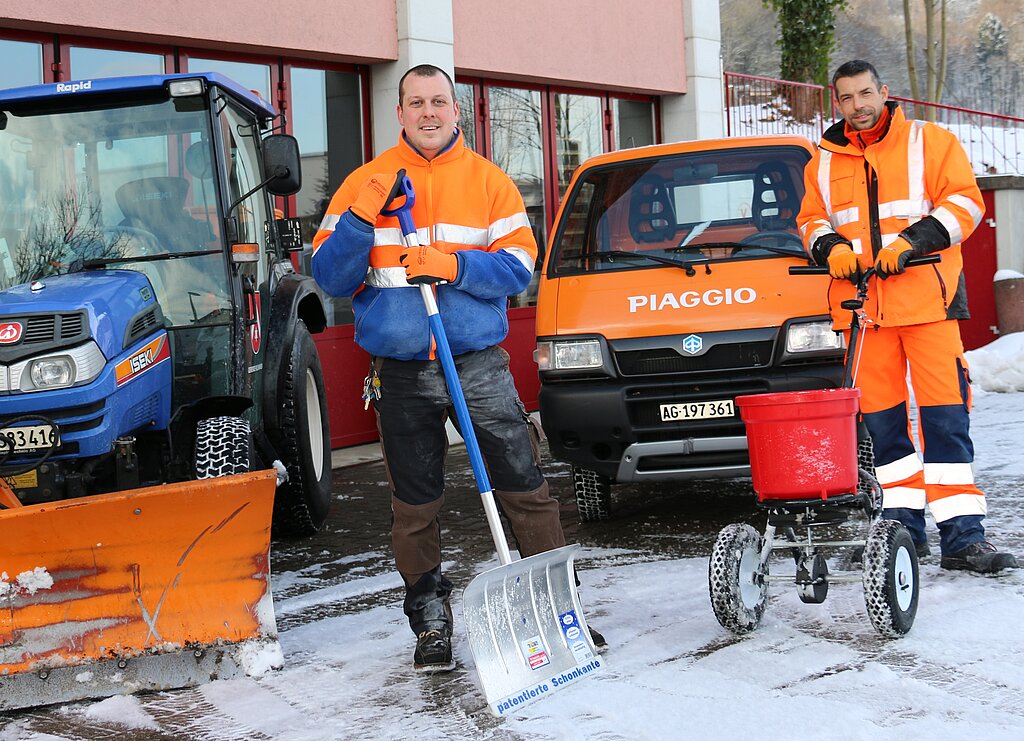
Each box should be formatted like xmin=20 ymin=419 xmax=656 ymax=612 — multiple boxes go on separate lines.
xmin=311 ymin=64 xmax=604 ymax=676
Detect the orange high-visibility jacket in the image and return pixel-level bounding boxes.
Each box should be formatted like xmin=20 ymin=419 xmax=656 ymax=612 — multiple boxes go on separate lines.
xmin=797 ymin=103 xmax=985 ymax=329
xmin=310 ymin=130 xmax=537 ymax=360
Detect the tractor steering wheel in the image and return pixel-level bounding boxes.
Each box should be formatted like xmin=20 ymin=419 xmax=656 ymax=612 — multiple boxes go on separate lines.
xmin=104 ymin=226 xmax=163 ymax=259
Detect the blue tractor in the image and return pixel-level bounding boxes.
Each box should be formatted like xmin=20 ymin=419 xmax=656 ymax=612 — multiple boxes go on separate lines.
xmin=0 ymin=73 xmax=333 ymax=534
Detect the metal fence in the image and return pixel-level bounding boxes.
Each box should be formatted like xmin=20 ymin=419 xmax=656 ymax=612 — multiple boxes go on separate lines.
xmin=724 ymin=72 xmax=1024 ymax=176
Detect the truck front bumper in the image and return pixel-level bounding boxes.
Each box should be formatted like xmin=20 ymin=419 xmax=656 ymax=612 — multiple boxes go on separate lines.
xmin=538 ymin=364 xmax=844 ymax=483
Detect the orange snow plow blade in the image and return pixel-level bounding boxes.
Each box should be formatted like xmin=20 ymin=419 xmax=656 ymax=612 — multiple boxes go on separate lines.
xmin=0 ymin=469 xmax=281 ymax=711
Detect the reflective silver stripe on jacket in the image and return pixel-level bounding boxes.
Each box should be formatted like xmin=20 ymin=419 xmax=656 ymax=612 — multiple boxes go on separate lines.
xmin=319 ymin=212 xmax=341 ymax=232
xmin=877 ymin=199 xmax=932 ymax=220
xmin=816 ymin=150 xmax=834 ymax=220
xmin=366 ymin=266 xmax=413 ymax=288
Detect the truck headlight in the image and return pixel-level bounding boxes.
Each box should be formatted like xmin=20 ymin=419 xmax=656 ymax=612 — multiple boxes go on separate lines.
xmin=786 ymin=321 xmax=844 ymax=353
xmin=535 ymin=338 xmax=604 ymax=371
xmin=16 ymin=341 xmax=106 ymax=392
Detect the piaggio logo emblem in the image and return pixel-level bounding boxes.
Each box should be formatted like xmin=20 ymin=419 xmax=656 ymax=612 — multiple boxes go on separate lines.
xmin=0 ymin=322 xmax=23 ymax=344
xmin=681 ymin=334 xmax=703 ymax=355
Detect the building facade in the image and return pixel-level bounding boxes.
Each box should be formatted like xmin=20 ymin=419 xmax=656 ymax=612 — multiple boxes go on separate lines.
xmin=1 ymin=0 xmax=724 ymax=447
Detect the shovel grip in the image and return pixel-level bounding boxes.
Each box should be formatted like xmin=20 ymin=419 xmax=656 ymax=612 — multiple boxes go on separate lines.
xmin=381 ymin=169 xmax=418 ymax=238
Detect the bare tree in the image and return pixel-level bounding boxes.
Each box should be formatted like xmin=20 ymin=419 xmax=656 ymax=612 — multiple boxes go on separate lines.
xmin=11 ymin=187 xmax=123 ymax=287
xmin=903 ymin=0 xmax=949 ymax=116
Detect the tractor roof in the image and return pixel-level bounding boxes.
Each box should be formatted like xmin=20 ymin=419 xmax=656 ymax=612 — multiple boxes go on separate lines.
xmin=0 ymin=72 xmax=276 ymax=120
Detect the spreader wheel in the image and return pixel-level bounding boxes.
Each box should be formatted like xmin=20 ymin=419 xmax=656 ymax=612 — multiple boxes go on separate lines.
xmin=862 ymin=519 xmax=919 ymax=637
xmin=709 ymin=523 xmax=769 ymax=634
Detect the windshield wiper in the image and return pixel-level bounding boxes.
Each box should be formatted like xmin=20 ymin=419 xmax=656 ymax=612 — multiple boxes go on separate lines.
xmin=668 ymin=242 xmax=807 ymax=258
xmin=587 ymin=250 xmax=706 ymax=276
xmin=78 ymin=249 xmax=221 ymax=270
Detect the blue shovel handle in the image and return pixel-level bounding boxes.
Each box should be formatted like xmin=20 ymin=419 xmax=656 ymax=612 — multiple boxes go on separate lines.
xmin=381 ymin=173 xmax=512 ymax=565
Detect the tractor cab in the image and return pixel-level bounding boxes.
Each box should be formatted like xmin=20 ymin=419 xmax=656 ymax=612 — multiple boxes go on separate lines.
xmin=0 ymin=74 xmax=298 ymax=408
xmin=0 ymin=74 xmax=329 ymax=532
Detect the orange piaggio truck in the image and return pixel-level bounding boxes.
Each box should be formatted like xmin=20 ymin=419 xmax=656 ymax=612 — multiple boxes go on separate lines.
xmin=536 ymin=136 xmax=846 ymax=521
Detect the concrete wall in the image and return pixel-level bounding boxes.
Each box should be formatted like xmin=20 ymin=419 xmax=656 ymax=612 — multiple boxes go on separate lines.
xmin=370 ymin=0 xmax=722 ymax=153
xmin=4 ymin=0 xmax=725 ymax=153
xmin=451 ymin=0 xmax=688 ymax=94
xmin=1 ymin=1 xmax=399 ymax=63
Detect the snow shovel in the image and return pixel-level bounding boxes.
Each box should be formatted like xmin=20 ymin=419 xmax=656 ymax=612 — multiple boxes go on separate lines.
xmin=382 ymin=173 xmax=604 ymax=716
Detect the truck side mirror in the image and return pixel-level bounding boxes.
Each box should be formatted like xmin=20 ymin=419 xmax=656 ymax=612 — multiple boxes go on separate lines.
xmin=263 ymin=134 xmax=302 ymax=196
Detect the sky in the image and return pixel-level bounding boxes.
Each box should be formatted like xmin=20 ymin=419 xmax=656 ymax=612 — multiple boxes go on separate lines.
xmin=2 ymin=331 xmax=1023 ymax=741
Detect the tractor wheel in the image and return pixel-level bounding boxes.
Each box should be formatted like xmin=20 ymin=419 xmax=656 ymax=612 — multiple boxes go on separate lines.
xmin=862 ymin=519 xmax=918 ymax=638
xmin=571 ymin=466 xmax=612 ymax=522
xmin=709 ymin=523 xmax=769 ymax=634
xmin=273 ymin=320 xmax=332 ymax=535
xmin=194 ymin=415 xmax=253 ymax=477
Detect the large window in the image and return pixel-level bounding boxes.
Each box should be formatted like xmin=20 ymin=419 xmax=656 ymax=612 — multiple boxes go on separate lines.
xmin=457 ymin=77 xmax=658 ymax=306
xmin=455 ymin=82 xmax=478 ymax=153
xmin=553 ymin=92 xmax=604 ymax=200
xmin=186 ymin=57 xmax=272 ymax=101
xmin=289 ymin=66 xmax=367 ymax=326
xmin=68 ymin=46 xmax=165 ymax=78
xmin=0 ymin=38 xmax=44 ymax=89
xmin=489 ymin=86 xmax=547 ymax=265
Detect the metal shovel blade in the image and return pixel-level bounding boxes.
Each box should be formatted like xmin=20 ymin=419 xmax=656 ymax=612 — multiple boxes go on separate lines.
xmin=463 ymin=544 xmax=605 ymax=716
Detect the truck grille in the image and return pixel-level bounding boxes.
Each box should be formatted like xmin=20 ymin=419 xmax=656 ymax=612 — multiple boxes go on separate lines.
xmin=615 ymin=340 xmax=774 ymax=376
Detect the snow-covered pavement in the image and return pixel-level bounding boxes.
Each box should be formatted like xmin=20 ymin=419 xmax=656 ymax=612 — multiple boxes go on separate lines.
xmin=2 ymin=335 xmax=1023 ymax=741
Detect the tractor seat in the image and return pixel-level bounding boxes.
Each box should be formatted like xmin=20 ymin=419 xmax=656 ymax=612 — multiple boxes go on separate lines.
xmin=114 ymin=177 xmax=211 ymax=253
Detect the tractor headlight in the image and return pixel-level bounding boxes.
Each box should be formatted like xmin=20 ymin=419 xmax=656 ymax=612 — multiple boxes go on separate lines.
xmin=785 ymin=321 xmax=844 ymax=353
xmin=16 ymin=341 xmax=106 ymax=392
xmin=30 ymin=356 xmax=73 ymax=388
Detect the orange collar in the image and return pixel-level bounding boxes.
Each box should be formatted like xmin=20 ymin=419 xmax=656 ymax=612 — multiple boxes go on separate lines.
xmin=845 ymin=105 xmax=891 ymax=150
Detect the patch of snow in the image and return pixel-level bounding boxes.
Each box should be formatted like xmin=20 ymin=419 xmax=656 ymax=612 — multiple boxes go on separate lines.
xmin=82 ymin=694 xmax=159 ymax=731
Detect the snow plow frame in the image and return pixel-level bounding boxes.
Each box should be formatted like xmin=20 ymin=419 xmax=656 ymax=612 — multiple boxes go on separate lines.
xmin=0 ymin=469 xmax=280 ymax=711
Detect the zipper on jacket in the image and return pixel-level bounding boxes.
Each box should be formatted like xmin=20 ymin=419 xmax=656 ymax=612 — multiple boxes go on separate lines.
xmin=866 ymin=162 xmax=882 ymax=259
xmin=864 ymin=160 xmax=887 ymax=322
xmin=932 ymin=264 xmax=949 ymax=313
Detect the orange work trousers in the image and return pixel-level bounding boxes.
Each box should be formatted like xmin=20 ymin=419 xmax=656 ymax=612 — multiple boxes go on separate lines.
xmin=850 ymin=320 xmax=985 ymax=526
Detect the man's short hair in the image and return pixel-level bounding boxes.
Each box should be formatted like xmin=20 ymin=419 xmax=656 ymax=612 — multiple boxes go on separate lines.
xmin=831 ymin=60 xmax=883 ymax=90
xmin=398 ymin=64 xmax=456 ymax=106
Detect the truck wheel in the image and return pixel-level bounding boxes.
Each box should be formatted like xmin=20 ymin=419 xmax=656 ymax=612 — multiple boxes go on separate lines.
xmin=194 ymin=416 xmax=253 ymax=477
xmin=273 ymin=320 xmax=332 ymax=535
xmin=709 ymin=523 xmax=769 ymax=634
xmin=862 ymin=519 xmax=918 ymax=638
xmin=571 ymin=466 xmax=612 ymax=522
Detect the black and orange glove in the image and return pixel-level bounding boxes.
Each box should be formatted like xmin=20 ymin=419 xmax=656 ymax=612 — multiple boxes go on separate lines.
xmin=399 ymin=244 xmax=459 ymax=284
xmin=875 ymin=237 xmax=913 ymax=278
xmin=349 ymin=173 xmax=398 ymax=224
xmin=826 ymin=243 xmax=860 ymax=281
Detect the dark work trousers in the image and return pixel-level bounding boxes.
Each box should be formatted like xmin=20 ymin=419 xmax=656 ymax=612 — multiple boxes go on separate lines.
xmin=372 ymin=346 xmax=566 ymax=636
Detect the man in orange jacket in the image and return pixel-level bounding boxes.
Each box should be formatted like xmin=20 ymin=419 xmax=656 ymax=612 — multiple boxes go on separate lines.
xmin=310 ymin=64 xmax=599 ymax=671
xmin=798 ymin=60 xmax=1017 ymax=574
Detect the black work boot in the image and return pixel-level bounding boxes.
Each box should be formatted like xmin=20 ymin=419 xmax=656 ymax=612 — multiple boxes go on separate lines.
xmin=588 ymin=625 xmax=608 ymax=653
xmin=940 ymin=541 xmax=1018 ymax=574
xmin=914 ymin=540 xmax=931 ymax=559
xmin=413 ymin=629 xmax=455 ymax=673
